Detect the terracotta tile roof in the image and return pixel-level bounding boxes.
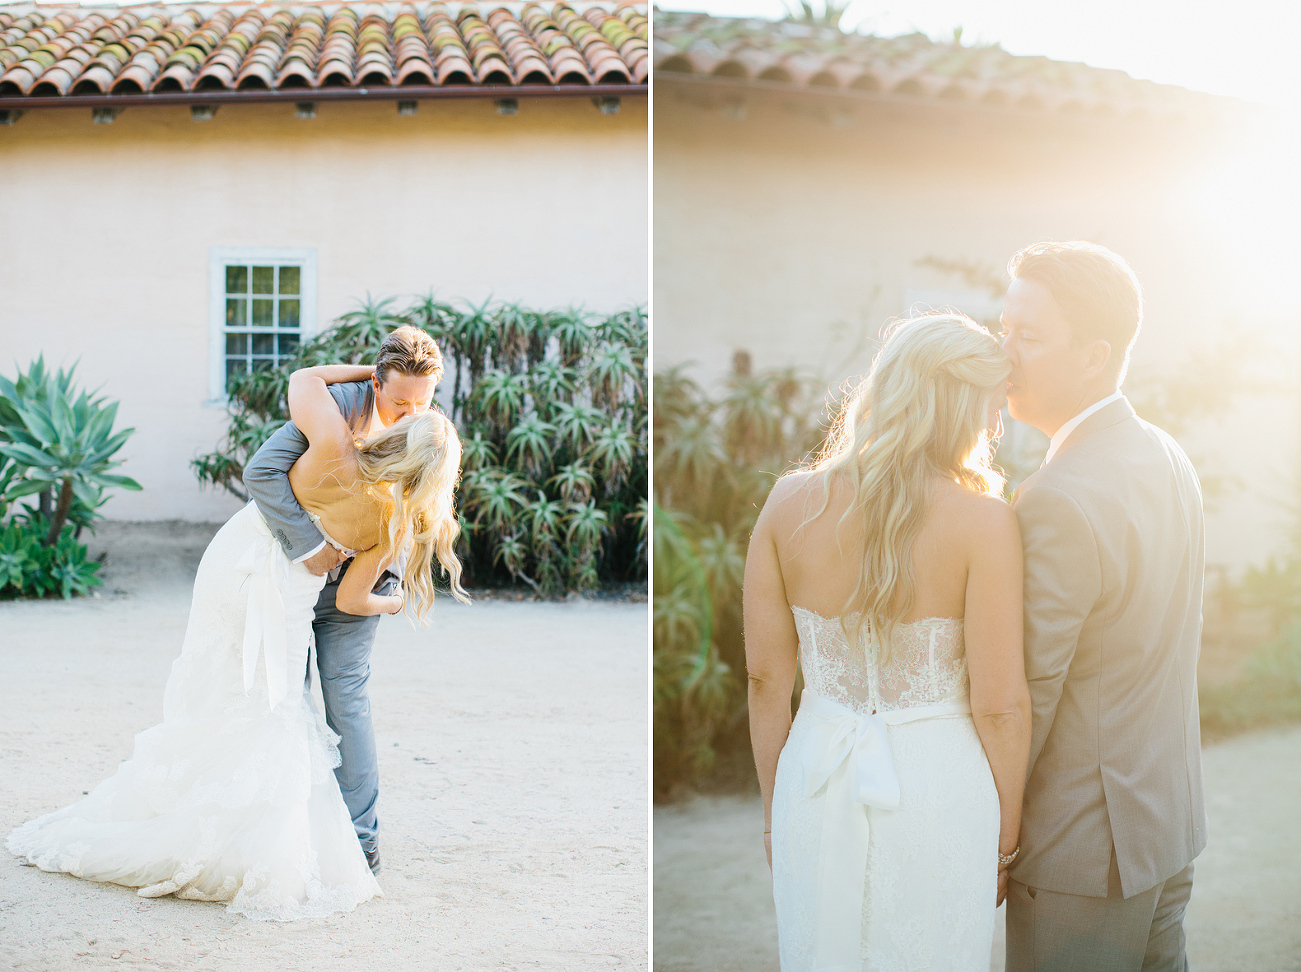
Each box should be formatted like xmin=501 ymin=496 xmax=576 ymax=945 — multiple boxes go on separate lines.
xmin=0 ymin=1 xmax=647 ymax=100
xmin=654 ymin=11 xmax=1237 ymax=122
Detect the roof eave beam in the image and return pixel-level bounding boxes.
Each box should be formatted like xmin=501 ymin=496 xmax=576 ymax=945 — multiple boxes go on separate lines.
xmin=0 ymin=83 xmax=647 ymax=111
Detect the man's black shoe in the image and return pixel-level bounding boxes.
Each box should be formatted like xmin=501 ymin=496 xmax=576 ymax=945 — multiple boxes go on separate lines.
xmin=366 ymin=848 xmax=381 ymax=876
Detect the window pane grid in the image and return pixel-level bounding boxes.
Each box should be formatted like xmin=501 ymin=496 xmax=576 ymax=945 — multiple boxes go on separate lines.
xmin=222 ymin=262 xmax=303 ymax=387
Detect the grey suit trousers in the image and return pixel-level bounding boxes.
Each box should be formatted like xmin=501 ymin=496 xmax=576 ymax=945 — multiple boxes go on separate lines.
xmin=303 ymin=561 xmax=398 ymax=857
xmin=1006 ymin=851 xmax=1193 ymax=972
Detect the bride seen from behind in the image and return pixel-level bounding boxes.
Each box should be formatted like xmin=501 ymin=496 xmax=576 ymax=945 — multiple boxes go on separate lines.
xmin=744 ymin=314 xmax=1032 ymax=970
xmin=7 ymin=361 xmax=468 ymax=920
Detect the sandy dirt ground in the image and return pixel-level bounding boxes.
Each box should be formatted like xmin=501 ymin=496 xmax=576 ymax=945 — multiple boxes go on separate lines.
xmin=654 ymin=727 xmax=1301 ymax=972
xmin=0 ymin=523 xmax=648 ymax=971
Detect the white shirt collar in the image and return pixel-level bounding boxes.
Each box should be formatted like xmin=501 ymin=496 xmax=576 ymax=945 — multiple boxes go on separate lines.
xmin=1043 ymin=391 xmax=1125 ymax=464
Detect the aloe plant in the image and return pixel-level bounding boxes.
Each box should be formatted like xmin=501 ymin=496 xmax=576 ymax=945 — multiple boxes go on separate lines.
xmin=505 ymin=413 xmax=557 ymax=477
xmin=552 ymin=402 xmax=607 ymax=456
xmin=587 ymin=341 xmax=639 ymax=412
xmin=653 ymin=359 xmax=829 ymax=795
xmin=462 ymin=469 xmax=530 ymax=534
xmin=459 ymin=427 xmax=499 ymax=472
xmin=472 ymin=370 xmax=532 ymax=433
xmin=587 ymin=422 xmax=638 ymax=490
xmin=549 ymin=461 xmax=594 ymax=504
xmin=530 ymin=360 xmax=578 ymax=409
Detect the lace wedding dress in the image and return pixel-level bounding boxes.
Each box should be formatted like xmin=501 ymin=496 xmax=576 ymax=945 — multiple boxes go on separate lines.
xmin=771 ymin=608 xmax=999 ymax=971
xmin=6 ymin=502 xmax=382 ymax=920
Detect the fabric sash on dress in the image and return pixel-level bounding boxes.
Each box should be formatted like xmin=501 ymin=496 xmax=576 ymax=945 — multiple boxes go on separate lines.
xmin=794 ymin=688 xmax=972 ymax=970
xmin=234 ymin=511 xmax=296 ymax=712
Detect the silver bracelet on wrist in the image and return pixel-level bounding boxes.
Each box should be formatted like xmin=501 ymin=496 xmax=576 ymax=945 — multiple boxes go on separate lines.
xmin=998 ymin=846 xmax=1020 ymax=868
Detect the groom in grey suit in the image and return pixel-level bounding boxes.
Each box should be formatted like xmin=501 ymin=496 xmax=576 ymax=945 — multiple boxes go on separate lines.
xmin=242 ymin=325 xmax=444 ymax=875
xmin=1000 ymin=242 xmax=1206 ymax=971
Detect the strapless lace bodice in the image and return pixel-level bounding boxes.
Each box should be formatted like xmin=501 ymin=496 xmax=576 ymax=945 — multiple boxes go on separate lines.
xmin=791 ymin=607 xmax=969 ymax=716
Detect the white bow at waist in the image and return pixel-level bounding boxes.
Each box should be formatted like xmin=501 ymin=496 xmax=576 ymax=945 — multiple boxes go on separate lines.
xmin=234 ymin=516 xmax=295 ymax=712
xmin=789 ymin=689 xmax=972 ymax=970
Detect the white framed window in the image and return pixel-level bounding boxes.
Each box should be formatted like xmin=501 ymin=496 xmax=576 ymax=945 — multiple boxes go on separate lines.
xmin=209 ymin=247 xmax=317 ymax=400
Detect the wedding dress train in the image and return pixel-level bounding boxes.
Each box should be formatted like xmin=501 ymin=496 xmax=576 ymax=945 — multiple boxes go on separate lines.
xmin=771 ymin=608 xmax=999 ymax=971
xmin=6 ymin=502 xmax=382 ymax=920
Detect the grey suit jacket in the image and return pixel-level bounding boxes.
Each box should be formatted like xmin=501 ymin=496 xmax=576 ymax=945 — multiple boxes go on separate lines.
xmin=1009 ymin=397 xmax=1207 ymax=899
xmin=242 ymin=379 xmax=375 ymax=565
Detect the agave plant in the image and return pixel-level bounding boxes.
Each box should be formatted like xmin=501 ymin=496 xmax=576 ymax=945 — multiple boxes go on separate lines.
xmin=0 ymin=364 xmax=141 ymax=545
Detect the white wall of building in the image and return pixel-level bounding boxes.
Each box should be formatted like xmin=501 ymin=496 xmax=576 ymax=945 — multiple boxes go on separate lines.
xmin=0 ymin=95 xmax=648 ymax=522
xmin=654 ymin=85 xmax=1296 ymax=571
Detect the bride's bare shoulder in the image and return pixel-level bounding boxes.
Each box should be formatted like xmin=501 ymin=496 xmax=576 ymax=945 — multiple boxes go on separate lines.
xmin=761 ymin=468 xmax=821 ymax=511
xmin=756 ymin=469 xmax=844 ymax=536
xmin=933 ymin=482 xmax=1019 ymax=546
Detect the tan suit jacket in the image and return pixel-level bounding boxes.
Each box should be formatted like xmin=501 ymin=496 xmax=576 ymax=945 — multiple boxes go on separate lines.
xmin=1009 ymin=397 xmax=1207 ymax=898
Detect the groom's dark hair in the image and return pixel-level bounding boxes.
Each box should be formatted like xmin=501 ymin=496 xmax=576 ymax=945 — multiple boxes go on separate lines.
xmin=376 ymin=325 xmax=444 ymax=385
xmin=1008 ymin=241 xmax=1143 ymax=384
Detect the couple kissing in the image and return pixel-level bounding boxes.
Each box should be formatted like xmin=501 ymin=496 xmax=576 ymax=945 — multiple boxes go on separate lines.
xmin=747 ymin=241 xmax=1205 ymax=971
xmin=8 ymin=325 xmax=468 ymax=920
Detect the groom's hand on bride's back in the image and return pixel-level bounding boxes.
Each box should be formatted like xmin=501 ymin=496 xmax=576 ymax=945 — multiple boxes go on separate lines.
xmin=302 ymin=545 xmax=347 ymax=576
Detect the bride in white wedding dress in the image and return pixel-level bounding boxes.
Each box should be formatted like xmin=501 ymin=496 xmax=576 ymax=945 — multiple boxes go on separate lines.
xmin=7 ymin=364 xmax=468 ymax=920
xmin=744 ymin=314 xmax=1033 ymax=970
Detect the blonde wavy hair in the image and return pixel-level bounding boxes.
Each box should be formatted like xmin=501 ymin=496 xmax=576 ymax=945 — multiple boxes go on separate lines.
xmin=355 ymin=409 xmax=469 ymax=623
xmin=805 ymin=313 xmax=1010 ymax=660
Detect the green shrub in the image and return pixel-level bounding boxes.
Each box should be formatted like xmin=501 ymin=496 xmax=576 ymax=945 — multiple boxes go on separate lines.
xmin=194 ymin=295 xmax=647 ymax=596
xmin=1200 ymin=622 xmax=1301 ymax=740
xmin=653 ymin=359 xmax=828 ymax=796
xmin=0 ymin=358 xmax=135 ymax=599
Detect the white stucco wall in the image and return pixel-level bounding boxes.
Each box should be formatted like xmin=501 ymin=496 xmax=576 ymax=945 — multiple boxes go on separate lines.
xmin=653 ymin=83 xmax=1297 ymax=571
xmin=0 ymin=94 xmax=648 ymax=522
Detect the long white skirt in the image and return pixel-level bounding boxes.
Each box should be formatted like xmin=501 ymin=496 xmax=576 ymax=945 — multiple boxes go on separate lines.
xmin=6 ymin=502 xmax=382 ymax=920
xmin=772 ymin=704 xmax=1000 ymax=971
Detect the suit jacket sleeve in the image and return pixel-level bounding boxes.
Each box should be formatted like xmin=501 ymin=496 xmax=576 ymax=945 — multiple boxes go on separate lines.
xmin=241 ymin=380 xmax=374 ymax=561
xmin=1013 ymin=482 xmax=1103 ymax=778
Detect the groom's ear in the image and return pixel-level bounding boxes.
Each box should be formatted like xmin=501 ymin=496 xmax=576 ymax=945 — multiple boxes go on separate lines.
xmin=1081 ymin=339 xmax=1112 ymax=382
